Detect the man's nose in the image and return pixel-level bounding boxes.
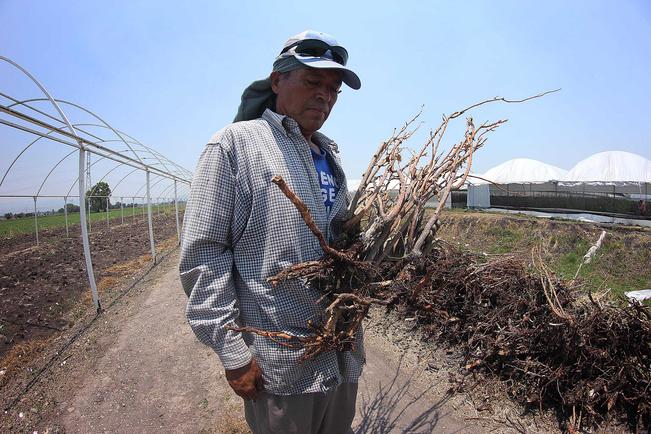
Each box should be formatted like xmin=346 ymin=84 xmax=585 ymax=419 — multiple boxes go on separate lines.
xmin=315 ymin=84 xmax=335 ymax=102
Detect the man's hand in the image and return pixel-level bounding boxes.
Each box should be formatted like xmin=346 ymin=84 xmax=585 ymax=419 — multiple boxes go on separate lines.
xmin=225 ymin=359 xmax=264 ymax=401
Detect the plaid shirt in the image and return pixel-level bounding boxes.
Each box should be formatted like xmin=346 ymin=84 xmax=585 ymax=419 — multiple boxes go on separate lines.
xmin=179 ymin=109 xmax=364 ymax=395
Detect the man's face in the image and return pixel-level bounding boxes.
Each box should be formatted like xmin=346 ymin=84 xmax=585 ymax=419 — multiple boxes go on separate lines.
xmin=271 ymin=67 xmax=343 ymax=137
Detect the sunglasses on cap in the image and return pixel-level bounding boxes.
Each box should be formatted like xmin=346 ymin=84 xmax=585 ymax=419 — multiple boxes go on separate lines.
xmin=280 ymin=39 xmax=349 ymax=66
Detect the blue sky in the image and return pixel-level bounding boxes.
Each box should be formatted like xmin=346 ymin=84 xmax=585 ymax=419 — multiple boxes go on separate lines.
xmin=1 ymin=0 xmax=650 ymax=212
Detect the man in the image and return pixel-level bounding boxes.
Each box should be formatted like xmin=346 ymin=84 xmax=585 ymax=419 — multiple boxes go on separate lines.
xmin=179 ymin=30 xmax=363 ymax=433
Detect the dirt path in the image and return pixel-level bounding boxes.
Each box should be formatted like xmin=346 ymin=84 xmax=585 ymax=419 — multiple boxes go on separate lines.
xmin=5 ymin=252 xmax=538 ymax=433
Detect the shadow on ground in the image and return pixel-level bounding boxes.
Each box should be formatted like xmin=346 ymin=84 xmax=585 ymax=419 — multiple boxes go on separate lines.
xmin=355 ymin=358 xmax=451 ymax=434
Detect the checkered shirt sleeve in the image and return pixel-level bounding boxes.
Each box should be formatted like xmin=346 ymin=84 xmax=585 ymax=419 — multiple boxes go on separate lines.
xmin=179 ymin=110 xmax=365 ymax=395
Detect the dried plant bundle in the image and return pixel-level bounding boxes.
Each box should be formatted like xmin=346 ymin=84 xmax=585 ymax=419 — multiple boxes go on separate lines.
xmin=225 ymin=90 xmax=651 ymax=429
xmin=230 ymin=93 xmax=557 ymax=357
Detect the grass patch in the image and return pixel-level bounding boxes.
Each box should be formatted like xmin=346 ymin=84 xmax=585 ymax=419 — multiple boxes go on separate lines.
xmin=559 ymin=236 xmax=651 ymax=299
xmin=439 ymin=211 xmax=651 ymax=301
xmin=554 ymin=238 xmax=591 ymax=278
xmin=485 ymin=226 xmax=523 ymax=254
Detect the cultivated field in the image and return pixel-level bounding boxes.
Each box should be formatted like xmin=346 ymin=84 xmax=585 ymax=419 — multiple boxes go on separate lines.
xmin=0 ymin=210 xmax=183 ymax=403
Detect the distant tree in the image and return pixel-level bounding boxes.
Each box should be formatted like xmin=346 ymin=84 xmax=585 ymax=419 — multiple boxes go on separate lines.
xmin=4 ymin=212 xmax=13 ymax=220
xmin=65 ymin=203 xmax=80 ymax=213
xmin=85 ymin=181 xmax=111 ymax=213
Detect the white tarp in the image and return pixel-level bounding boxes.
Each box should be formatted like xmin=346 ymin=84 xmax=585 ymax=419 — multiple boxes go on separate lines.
xmin=486 ymin=208 xmax=651 ymax=228
xmin=625 ymin=289 xmax=651 ymax=302
xmin=347 ymin=179 xmax=361 ymax=192
xmin=566 ymin=151 xmax=651 ymax=182
xmin=480 ymin=158 xmax=568 ymax=183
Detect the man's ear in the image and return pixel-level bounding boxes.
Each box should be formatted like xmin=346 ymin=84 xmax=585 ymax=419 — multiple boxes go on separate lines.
xmin=270 ymin=71 xmax=281 ymax=94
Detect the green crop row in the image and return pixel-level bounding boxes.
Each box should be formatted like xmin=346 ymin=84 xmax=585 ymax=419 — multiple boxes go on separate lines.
xmin=0 ymin=204 xmax=181 ymax=238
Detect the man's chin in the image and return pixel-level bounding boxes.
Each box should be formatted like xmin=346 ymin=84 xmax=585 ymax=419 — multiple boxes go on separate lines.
xmin=299 ymin=119 xmax=326 ymax=134
xmin=305 ymin=109 xmax=328 ymax=121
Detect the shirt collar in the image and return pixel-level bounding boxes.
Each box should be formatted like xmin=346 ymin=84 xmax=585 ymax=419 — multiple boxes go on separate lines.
xmin=261 ymin=109 xmax=294 ymax=137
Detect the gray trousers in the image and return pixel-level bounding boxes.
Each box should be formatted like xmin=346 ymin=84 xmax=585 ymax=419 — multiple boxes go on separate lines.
xmin=243 ymin=382 xmax=358 ymax=434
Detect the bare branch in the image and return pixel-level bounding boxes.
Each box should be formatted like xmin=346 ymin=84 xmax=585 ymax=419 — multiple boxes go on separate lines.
xmin=272 ymin=175 xmax=353 ymax=263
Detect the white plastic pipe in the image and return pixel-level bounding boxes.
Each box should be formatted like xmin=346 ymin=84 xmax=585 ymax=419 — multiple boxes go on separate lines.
xmin=174 ymin=180 xmax=180 ymax=244
xmin=146 ymin=170 xmax=156 ymax=263
xmin=33 ymin=196 xmax=39 ymax=245
xmin=79 ymin=148 xmax=100 ymax=312
xmin=87 ymin=197 xmax=92 ymax=233
xmin=63 ymin=196 xmax=69 ymax=237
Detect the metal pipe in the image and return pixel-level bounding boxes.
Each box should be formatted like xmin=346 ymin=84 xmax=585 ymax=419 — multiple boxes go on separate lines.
xmin=84 ymin=162 xmax=123 ymax=199
xmin=133 ymin=175 xmax=167 ymax=198
xmin=174 ymin=180 xmax=180 ymax=244
xmin=64 ymin=196 xmax=69 ymax=238
xmin=1 ymin=133 xmax=46 ymax=190
xmin=146 ymin=171 xmax=156 ymax=263
xmin=111 ymin=167 xmax=140 ymax=194
xmin=64 ymin=152 xmax=139 ymax=199
xmin=37 ymin=99 xmax=146 ymax=165
xmin=0 ymin=118 xmax=79 ymax=148
xmin=3 ymin=94 xmax=105 ymax=144
xmin=3 ymin=56 xmax=107 ymax=313
xmin=0 ymin=56 xmax=73 ymax=135
xmin=33 ymin=196 xmax=39 ymax=246
xmin=1 ymin=94 xmax=191 ymax=182
xmin=2 ymin=93 xmax=191 ymax=180
xmin=157 ymin=183 xmax=175 ymax=200
xmin=0 ymin=194 xmax=80 ymax=198
xmin=0 ymin=104 xmax=188 ymax=183
xmin=79 ymin=148 xmax=100 ymax=312
xmin=35 ymin=149 xmax=77 ymax=197
xmin=87 ymin=152 xmax=92 ymax=233
xmin=4 ymin=98 xmax=143 ymax=165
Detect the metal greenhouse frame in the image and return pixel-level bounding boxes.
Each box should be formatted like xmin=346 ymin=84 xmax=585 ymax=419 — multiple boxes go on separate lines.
xmin=0 ymin=56 xmax=192 ymax=312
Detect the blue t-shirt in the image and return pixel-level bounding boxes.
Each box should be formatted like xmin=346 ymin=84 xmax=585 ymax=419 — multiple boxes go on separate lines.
xmin=311 ymin=148 xmax=339 ymax=215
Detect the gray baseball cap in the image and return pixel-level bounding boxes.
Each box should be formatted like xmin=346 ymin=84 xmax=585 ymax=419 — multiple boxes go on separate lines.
xmin=276 ymin=30 xmax=361 ymax=90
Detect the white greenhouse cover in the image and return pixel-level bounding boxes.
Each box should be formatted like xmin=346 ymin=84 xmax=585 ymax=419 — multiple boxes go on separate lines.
xmin=347 ymin=178 xmax=401 ymax=192
xmin=348 ymin=179 xmax=362 ymax=192
xmin=480 ymin=158 xmax=568 ymax=183
xmin=565 ymin=151 xmax=651 ymax=182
